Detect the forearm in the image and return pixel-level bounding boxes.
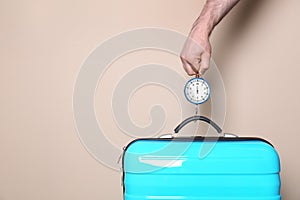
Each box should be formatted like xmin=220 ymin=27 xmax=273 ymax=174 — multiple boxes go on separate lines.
xmin=181 ymin=0 xmax=240 ymax=76
xmin=191 ymin=0 xmax=240 ymax=38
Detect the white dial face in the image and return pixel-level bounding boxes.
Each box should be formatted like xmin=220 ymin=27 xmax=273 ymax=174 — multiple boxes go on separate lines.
xmin=184 ymin=78 xmax=210 ymax=104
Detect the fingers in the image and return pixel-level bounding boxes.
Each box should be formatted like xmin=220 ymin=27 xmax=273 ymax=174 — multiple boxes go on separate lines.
xmin=180 ymin=52 xmax=211 ymax=76
xmin=180 ymin=56 xmax=198 ymax=76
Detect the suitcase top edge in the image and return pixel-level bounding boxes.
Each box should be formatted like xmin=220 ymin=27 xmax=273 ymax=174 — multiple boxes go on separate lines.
xmin=124 ymin=137 xmax=274 ymax=152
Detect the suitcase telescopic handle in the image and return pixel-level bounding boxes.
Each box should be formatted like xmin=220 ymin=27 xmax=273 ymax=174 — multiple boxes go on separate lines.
xmin=174 ymin=115 xmax=222 ymax=134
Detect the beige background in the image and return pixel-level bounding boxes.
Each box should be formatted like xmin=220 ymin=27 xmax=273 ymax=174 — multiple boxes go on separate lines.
xmin=1 ymin=0 xmax=300 ymax=199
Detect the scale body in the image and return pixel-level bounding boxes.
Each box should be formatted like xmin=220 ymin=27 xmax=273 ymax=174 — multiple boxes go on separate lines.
xmin=184 ymin=77 xmax=211 ymax=105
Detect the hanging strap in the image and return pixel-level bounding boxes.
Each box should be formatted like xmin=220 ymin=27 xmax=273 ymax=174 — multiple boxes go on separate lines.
xmin=174 ymin=115 xmax=222 ymax=134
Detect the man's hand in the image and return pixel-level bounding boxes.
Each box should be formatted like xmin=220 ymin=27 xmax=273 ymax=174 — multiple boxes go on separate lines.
xmin=181 ymin=0 xmax=240 ymax=76
xmin=181 ymin=27 xmax=212 ymax=76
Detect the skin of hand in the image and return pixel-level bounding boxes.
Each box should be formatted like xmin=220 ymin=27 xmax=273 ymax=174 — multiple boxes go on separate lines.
xmin=180 ymin=0 xmax=240 ymax=76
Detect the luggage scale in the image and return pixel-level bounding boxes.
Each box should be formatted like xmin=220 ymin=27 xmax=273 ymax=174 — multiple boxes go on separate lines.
xmin=184 ymin=74 xmax=211 ymax=105
xmin=180 ymin=74 xmax=237 ymax=138
xmin=184 ymin=74 xmax=210 ymax=117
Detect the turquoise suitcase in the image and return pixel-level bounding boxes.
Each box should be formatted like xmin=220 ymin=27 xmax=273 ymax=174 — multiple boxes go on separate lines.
xmin=122 ymin=116 xmax=281 ymax=200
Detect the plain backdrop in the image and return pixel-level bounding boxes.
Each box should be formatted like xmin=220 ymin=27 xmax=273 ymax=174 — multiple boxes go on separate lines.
xmin=1 ymin=0 xmax=300 ymax=199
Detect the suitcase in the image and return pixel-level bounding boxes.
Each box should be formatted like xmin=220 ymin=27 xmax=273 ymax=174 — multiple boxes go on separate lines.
xmin=122 ymin=116 xmax=281 ymax=200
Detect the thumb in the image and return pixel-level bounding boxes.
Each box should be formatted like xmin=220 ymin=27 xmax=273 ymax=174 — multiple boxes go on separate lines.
xmin=199 ymin=52 xmax=211 ymax=75
xmin=181 ymin=57 xmax=198 ymax=76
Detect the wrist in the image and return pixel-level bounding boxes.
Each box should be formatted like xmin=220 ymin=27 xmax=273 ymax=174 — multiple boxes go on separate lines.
xmin=189 ymin=24 xmax=212 ymax=50
xmin=190 ymin=17 xmax=215 ymax=39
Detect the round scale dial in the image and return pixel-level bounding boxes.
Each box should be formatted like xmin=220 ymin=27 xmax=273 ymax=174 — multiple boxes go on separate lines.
xmin=184 ymin=78 xmax=210 ymax=105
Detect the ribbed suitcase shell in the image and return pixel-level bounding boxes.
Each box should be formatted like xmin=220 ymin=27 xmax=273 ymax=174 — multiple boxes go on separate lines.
xmin=123 ymin=137 xmax=281 ymax=200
